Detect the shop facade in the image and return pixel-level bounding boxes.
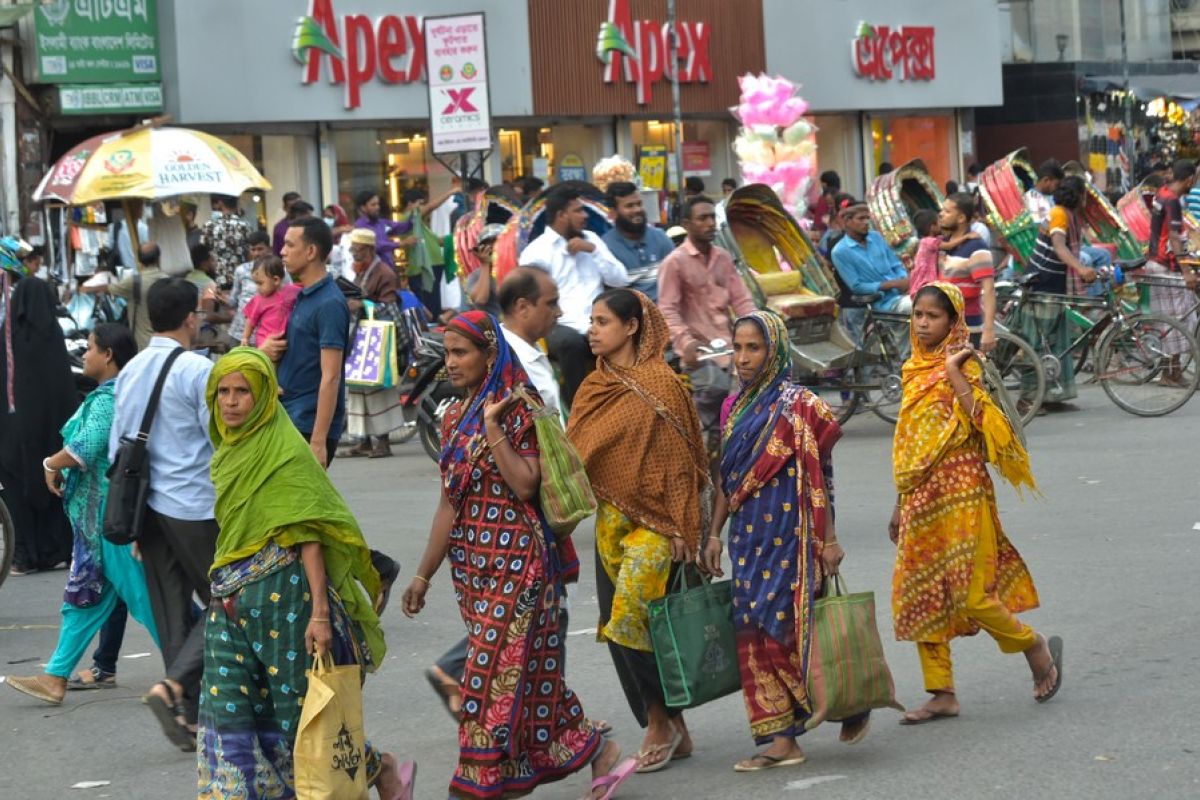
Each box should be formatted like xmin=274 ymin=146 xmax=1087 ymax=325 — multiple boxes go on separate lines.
xmin=764 ymin=0 xmax=1004 ymax=197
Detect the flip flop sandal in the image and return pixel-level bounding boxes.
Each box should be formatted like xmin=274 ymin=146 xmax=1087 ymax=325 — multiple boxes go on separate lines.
xmin=143 ymin=681 xmax=197 ymax=752
xmin=635 ymin=731 xmax=682 ymax=774
xmin=1036 ymin=635 xmax=1064 ymax=704
xmin=6 ymin=675 xmax=64 ymax=705
xmin=732 ymin=752 xmax=807 ymax=772
xmin=424 ymin=668 xmax=462 ymax=721
xmin=897 ymin=705 xmax=960 ymax=724
xmin=584 ymin=757 xmax=637 ymax=800
xmin=378 ymin=758 xmax=416 ymax=800
xmin=67 ymin=666 xmax=116 ymax=691
xmin=591 ymin=719 xmax=614 ymax=737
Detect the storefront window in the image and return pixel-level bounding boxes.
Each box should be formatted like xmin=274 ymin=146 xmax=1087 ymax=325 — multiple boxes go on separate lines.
xmin=629 ymin=120 xmax=734 ymax=192
xmin=333 ymin=128 xmax=456 ymax=221
xmin=868 ymin=114 xmax=957 ymax=189
xmin=498 ymin=126 xmax=553 ymax=183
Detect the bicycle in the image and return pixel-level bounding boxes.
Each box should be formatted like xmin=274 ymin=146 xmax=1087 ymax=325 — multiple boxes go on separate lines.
xmin=1000 ymin=266 xmax=1200 ymax=416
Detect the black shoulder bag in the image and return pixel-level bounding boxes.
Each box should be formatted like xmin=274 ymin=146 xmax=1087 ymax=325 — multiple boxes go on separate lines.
xmin=102 ymin=347 xmax=184 ymax=545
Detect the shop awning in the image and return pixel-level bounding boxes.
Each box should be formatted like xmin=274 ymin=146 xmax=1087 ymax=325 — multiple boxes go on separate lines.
xmin=0 ymin=3 xmax=35 ymax=27
xmin=1080 ymin=73 xmax=1200 ymax=102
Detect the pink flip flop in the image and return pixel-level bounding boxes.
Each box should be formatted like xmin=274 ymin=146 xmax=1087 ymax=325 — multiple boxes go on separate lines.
xmin=586 ymin=757 xmax=637 ymax=800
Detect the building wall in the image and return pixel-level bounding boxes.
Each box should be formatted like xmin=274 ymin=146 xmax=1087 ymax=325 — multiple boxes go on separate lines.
xmin=976 ymin=120 xmax=1081 ymax=167
xmin=1008 ymin=0 xmax=1172 ymax=63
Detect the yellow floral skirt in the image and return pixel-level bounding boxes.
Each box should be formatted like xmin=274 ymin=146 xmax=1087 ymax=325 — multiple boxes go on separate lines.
xmin=595 ymin=501 xmax=672 ymax=652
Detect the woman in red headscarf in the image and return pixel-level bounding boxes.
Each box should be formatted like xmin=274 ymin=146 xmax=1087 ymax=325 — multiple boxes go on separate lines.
xmin=401 ymin=311 xmax=634 ymax=800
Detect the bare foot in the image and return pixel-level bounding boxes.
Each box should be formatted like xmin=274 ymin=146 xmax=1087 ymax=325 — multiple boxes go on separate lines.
xmin=375 ymin=752 xmax=401 ymax=799
xmin=839 ymin=715 xmax=870 ymax=744
xmin=900 ymin=691 xmax=960 ymax=724
xmin=1025 ymin=634 xmax=1058 ymax=700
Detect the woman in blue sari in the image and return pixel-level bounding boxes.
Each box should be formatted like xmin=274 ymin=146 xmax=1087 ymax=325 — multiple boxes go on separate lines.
xmin=701 ymin=311 xmax=868 ymax=772
xmin=7 ymin=324 xmax=159 ymax=705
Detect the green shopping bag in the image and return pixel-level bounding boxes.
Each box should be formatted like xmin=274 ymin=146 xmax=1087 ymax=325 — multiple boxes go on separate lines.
xmin=648 ymin=569 xmax=741 ymax=709
xmin=804 ymin=575 xmax=904 ymax=730
xmin=513 ymin=385 xmax=596 ymax=538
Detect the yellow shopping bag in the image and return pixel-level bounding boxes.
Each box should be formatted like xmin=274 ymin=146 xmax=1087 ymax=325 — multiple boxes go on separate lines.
xmin=293 ymin=654 xmax=369 ymax=800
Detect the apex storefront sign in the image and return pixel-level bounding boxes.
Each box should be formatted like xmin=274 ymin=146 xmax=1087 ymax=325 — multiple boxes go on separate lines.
xmin=292 ymin=0 xmax=426 ymax=109
xmin=595 ymin=0 xmax=711 ymax=105
xmin=851 ymin=21 xmax=935 ymax=82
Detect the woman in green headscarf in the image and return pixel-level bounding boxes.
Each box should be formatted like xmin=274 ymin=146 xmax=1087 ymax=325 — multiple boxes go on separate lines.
xmin=197 ymin=347 xmax=413 ymax=800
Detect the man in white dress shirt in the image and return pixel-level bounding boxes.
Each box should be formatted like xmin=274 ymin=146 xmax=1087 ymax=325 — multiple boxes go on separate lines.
xmin=498 ymin=267 xmax=564 ymax=419
xmin=519 ymin=185 xmax=629 ymax=408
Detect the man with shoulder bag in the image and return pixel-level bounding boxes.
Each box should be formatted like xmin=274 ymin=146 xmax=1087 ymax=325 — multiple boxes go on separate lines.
xmin=107 ymin=278 xmax=217 ymax=751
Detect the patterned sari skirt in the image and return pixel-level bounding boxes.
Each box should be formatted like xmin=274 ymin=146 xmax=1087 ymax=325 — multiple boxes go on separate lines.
xmin=197 ymin=545 xmax=380 ymax=800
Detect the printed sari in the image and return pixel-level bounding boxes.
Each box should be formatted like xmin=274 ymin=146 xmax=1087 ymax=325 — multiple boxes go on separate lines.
xmin=439 ymin=311 xmax=598 ymax=799
xmin=719 ymin=311 xmax=842 ymax=742
xmin=197 ymin=348 xmax=385 ymax=799
xmin=892 ymin=283 xmax=1039 ymax=647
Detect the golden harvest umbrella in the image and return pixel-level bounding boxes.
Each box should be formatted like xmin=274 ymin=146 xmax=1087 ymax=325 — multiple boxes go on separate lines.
xmin=33 ymin=126 xmax=270 ymax=205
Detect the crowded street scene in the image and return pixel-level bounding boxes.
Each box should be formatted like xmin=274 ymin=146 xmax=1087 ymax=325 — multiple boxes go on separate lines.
xmin=1 ymin=1 xmax=1199 ymax=798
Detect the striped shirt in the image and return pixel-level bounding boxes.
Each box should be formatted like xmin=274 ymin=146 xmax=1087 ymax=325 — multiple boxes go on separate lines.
xmin=1026 ymin=206 xmax=1079 ymax=295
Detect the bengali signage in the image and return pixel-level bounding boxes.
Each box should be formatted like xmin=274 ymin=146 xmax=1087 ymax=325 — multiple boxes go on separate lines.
xmin=32 ymin=0 xmax=160 ymax=84
xmin=423 ymin=13 xmax=491 ymax=154
xmin=558 ymin=153 xmax=587 ymax=182
xmin=851 ymin=21 xmax=935 ymax=82
xmin=57 ymin=83 xmax=163 ymax=115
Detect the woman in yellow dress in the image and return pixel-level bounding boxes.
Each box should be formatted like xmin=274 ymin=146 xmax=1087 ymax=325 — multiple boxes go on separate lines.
xmin=891 ymin=282 xmax=1063 ymax=724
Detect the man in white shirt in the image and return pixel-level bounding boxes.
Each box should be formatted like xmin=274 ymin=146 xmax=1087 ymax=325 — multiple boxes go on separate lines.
xmin=108 ymin=277 xmax=217 ymax=750
xmin=1023 ymin=160 xmax=1064 ymax=225
xmin=520 ymin=185 xmax=629 ymax=407
xmin=498 ymin=267 xmax=564 ymax=418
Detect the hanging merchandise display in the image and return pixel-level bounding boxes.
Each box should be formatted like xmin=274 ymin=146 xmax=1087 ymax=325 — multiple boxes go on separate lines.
xmin=731 ymin=74 xmax=818 ymax=223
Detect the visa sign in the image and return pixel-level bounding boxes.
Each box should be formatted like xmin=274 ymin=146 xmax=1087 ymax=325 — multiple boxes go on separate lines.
xmin=293 ymin=0 xmax=426 ymax=109
xmin=596 ymin=0 xmax=712 ymax=105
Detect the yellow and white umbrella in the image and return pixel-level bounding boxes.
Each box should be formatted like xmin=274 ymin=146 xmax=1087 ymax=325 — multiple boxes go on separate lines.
xmin=34 ymin=126 xmax=270 ymax=205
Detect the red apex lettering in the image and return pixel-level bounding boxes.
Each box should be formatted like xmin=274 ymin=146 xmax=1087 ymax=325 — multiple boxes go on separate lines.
xmin=301 ymin=0 xmax=426 ymax=110
xmin=600 ymin=0 xmax=712 ymax=104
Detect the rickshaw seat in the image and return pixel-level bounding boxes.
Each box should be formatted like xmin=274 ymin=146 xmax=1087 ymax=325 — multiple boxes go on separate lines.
xmin=765 ymin=293 xmax=838 ymax=320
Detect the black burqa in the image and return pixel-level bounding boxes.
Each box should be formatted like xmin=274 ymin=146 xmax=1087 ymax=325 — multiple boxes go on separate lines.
xmin=0 ymin=274 xmax=77 ymax=571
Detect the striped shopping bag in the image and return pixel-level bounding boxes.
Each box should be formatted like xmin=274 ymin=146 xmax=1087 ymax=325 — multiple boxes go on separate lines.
xmin=804 ymin=575 xmax=904 ymax=730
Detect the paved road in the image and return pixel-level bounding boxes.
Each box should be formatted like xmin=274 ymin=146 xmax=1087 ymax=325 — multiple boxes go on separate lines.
xmin=2 ymin=383 xmax=1198 ymax=799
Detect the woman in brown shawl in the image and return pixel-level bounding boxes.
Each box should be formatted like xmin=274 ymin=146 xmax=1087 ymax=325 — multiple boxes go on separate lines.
xmin=567 ymin=288 xmax=711 ymax=774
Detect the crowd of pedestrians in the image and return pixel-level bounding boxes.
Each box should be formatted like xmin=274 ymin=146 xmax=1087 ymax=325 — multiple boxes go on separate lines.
xmin=0 ymin=171 xmax=1080 ymax=800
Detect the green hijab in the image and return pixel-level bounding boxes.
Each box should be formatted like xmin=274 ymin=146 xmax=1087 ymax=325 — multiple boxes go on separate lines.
xmin=206 ymin=348 xmax=385 ymax=668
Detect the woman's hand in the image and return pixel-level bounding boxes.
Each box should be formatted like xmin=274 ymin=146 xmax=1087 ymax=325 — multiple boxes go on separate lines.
xmin=401 ymin=579 xmax=429 ymax=618
xmin=888 ymin=505 xmax=901 ymax=544
xmin=305 ymin=616 xmax=333 ymax=657
xmin=44 ymin=467 xmax=63 ymax=498
xmin=945 ymin=343 xmax=975 ymax=371
xmin=820 ymin=542 xmax=845 ymax=575
xmin=698 ymin=537 xmax=724 ymax=577
xmin=482 ymin=391 xmax=518 ymax=426
xmin=669 ymin=536 xmax=689 ymax=563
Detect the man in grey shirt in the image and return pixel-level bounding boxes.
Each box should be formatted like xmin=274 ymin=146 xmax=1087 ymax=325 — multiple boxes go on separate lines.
xmin=109 ymin=278 xmax=216 ymax=750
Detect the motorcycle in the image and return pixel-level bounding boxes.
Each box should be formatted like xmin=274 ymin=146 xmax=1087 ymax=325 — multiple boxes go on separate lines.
xmin=399 ymin=311 xmax=460 ymax=462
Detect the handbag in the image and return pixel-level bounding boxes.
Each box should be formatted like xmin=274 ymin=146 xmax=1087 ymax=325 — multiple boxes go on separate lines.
xmin=804 ymin=574 xmax=904 ymax=730
xmin=293 ymin=653 xmax=369 ymax=800
xmin=512 ymin=384 xmax=596 ymax=538
xmin=647 ymin=568 xmax=741 ymax=709
xmin=344 ymin=306 xmax=398 ymax=389
xmin=102 ymin=347 xmax=184 ymax=545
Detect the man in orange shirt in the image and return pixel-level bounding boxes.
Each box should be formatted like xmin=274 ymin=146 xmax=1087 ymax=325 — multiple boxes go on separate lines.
xmin=658 ymin=195 xmax=757 ymax=449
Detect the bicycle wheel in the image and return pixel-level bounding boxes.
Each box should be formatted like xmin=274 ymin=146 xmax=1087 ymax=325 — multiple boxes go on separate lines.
xmin=989 ymin=330 xmax=1045 ymax=426
xmin=861 ymin=324 xmax=907 ymax=424
xmin=791 ymin=364 xmax=860 ymax=426
xmin=1095 ymin=312 xmax=1200 ymax=416
xmin=0 ymin=494 xmax=13 ymax=589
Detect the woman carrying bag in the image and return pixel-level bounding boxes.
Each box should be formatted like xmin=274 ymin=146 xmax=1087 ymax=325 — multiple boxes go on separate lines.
xmin=892 ymin=283 xmax=1062 ymax=725
xmin=198 ymin=348 xmax=413 ymax=799
xmin=401 ymin=310 xmax=633 ymax=800
xmin=700 ymin=311 xmax=869 ymax=772
xmin=567 ymin=289 xmax=711 ymax=773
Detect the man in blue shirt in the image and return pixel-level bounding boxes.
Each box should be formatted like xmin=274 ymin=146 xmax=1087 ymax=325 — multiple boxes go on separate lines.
xmin=263 ymin=216 xmax=401 ymax=609
xmin=602 ymin=181 xmax=674 ymax=302
xmin=831 ymin=203 xmax=910 ymax=343
xmin=108 ymin=277 xmax=217 ymax=749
